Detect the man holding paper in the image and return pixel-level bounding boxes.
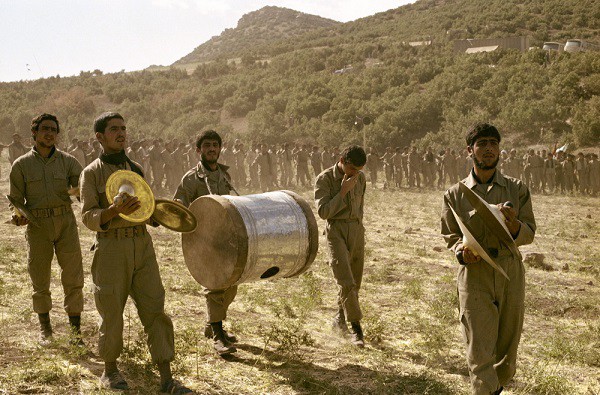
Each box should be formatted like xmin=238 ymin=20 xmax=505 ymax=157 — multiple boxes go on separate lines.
xmin=440 ymin=123 xmax=536 ymax=395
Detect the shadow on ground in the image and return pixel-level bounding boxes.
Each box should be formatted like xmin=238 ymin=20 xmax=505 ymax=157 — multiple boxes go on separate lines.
xmin=223 ymin=343 xmax=456 ymax=394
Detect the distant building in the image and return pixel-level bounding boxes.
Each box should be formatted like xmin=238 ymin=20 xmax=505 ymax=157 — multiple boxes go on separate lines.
xmin=465 ymin=45 xmax=499 ymax=54
xmin=406 ymin=40 xmax=432 ymax=47
xmin=543 ymin=42 xmax=564 ymax=52
xmin=564 ymin=39 xmax=599 ymax=53
xmin=453 ymin=36 xmax=530 ymax=54
xmin=333 ymin=65 xmax=353 ymax=74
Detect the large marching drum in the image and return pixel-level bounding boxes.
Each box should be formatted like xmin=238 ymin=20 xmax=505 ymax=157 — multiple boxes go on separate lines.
xmin=182 ymin=190 xmax=319 ymax=289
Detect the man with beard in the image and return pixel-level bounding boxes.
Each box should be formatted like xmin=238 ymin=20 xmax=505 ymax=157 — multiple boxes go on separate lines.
xmin=173 ymin=130 xmax=238 ymax=356
xmin=441 ymin=123 xmax=536 ymax=395
xmin=9 ymin=113 xmax=85 ymax=345
xmin=80 ymin=112 xmax=192 ymax=394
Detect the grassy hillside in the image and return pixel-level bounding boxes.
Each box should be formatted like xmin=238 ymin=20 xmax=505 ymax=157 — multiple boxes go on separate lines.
xmin=0 ymin=155 xmax=598 ymax=394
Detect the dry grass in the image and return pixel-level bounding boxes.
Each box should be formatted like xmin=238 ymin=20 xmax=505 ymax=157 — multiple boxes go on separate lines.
xmin=0 ymin=160 xmax=598 ymax=394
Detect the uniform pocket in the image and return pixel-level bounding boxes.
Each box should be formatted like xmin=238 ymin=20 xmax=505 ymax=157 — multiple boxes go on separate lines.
xmin=53 ymin=171 xmax=68 ymax=196
xmin=466 ymin=209 xmax=484 ymax=240
xmin=25 ymin=173 xmax=44 ymax=197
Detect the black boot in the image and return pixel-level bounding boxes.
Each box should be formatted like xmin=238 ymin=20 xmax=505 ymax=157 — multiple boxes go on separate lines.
xmin=349 ymin=321 xmax=365 ymax=348
xmin=210 ymin=321 xmax=236 ymax=355
xmin=204 ymin=322 xmax=237 ymax=343
xmin=331 ymin=309 xmax=348 ymax=334
xmin=492 ymin=387 xmax=503 ymax=395
xmin=68 ymin=315 xmax=85 ymax=346
xmin=38 ymin=313 xmax=53 ymax=345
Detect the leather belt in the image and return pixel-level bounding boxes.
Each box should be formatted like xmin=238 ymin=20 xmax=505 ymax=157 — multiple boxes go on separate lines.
xmin=31 ymin=206 xmax=71 ymax=218
xmin=97 ymin=225 xmax=147 ymax=239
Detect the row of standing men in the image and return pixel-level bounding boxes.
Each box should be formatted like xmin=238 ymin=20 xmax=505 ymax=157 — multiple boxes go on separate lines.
xmin=4 ymin=132 xmax=599 ymax=196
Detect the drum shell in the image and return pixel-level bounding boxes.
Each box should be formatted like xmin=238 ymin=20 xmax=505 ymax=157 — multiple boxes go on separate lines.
xmin=182 ymin=190 xmax=318 ymax=289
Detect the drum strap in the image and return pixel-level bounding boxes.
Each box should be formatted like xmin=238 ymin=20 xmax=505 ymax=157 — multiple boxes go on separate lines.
xmin=196 ymin=163 xmax=240 ymax=196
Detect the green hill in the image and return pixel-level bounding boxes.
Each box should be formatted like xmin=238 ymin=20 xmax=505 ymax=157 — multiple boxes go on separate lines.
xmin=0 ymin=0 xmax=598 ymax=149
xmin=173 ymin=6 xmax=340 ymax=65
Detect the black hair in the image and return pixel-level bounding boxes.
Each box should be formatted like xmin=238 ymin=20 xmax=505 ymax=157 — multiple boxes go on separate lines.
xmin=341 ymin=145 xmax=367 ymax=167
xmin=94 ymin=112 xmax=124 ymax=134
xmin=195 ymin=130 xmax=222 ymax=149
xmin=31 ymin=113 xmax=60 ymax=134
xmin=465 ymin=123 xmax=501 ymax=147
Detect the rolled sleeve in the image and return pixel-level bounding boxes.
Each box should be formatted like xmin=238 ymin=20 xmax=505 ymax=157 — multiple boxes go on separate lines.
xmin=80 ymin=167 xmax=109 ymax=232
xmin=173 ymin=175 xmax=194 ymax=208
xmin=514 ymin=183 xmax=536 ymax=246
xmin=67 ymin=157 xmax=83 ymax=188
xmin=314 ymin=174 xmax=347 ymax=220
xmin=441 ymin=191 xmax=463 ymax=253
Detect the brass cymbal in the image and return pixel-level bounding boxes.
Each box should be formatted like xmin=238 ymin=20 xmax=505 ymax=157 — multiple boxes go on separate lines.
xmin=106 ymin=170 xmax=155 ymax=223
xmin=153 ymin=199 xmax=198 ymax=233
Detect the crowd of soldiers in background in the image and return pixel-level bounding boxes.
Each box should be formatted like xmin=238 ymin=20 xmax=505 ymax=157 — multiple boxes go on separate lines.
xmin=2 ymin=132 xmax=599 ymax=197
xmin=366 ymin=146 xmax=600 ymax=196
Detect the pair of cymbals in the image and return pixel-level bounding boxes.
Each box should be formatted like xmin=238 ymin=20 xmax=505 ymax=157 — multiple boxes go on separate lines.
xmin=106 ymin=170 xmax=197 ymax=233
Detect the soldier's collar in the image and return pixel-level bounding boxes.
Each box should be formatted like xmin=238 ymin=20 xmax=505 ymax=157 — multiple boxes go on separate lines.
xmin=465 ymin=169 xmax=506 ymax=188
xmin=32 ymin=145 xmax=57 ymax=159
xmin=196 ymin=161 xmax=229 ymax=177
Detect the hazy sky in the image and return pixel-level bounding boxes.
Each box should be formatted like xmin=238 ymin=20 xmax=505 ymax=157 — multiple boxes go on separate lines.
xmin=0 ymin=0 xmax=412 ymax=83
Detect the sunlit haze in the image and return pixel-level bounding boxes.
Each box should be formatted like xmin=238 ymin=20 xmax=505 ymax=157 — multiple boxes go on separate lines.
xmin=0 ymin=0 xmax=411 ymax=82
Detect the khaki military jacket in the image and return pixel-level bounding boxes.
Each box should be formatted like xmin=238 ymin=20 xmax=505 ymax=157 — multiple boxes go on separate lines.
xmin=173 ymin=162 xmax=232 ymax=207
xmin=252 ymin=153 xmax=274 ymax=177
xmin=441 ymin=170 xmax=536 ymax=255
xmin=9 ymin=147 xmax=82 ymax=210
xmin=366 ymin=153 xmax=380 ymax=171
xmin=80 ymin=158 xmax=147 ymax=232
xmin=315 ymin=164 xmax=366 ymax=223
xmin=408 ymin=152 xmax=421 ymax=170
xmin=296 ymin=150 xmax=309 ymax=165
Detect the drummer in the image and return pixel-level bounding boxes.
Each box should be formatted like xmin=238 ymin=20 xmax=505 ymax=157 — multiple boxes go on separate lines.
xmin=173 ymin=130 xmax=238 ymax=355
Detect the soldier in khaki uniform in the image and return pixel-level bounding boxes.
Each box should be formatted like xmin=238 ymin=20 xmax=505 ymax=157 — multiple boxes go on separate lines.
xmin=252 ymin=144 xmax=276 ymax=192
xmin=315 ymin=145 xmax=367 ymax=347
xmin=80 ymin=112 xmax=191 ymax=394
xmin=366 ymin=148 xmax=380 ymax=187
xmin=173 ymin=130 xmax=238 ymax=356
xmin=9 ymin=113 xmax=84 ymax=345
xmin=408 ymin=147 xmax=421 ymax=188
xmin=441 ymin=123 xmax=536 ymax=395
xmin=392 ymin=147 xmax=404 ymax=188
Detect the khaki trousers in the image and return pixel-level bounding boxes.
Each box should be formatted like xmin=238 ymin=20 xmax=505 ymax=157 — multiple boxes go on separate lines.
xmin=326 ymin=220 xmax=365 ymax=322
xmin=205 ymin=286 xmax=238 ymax=323
xmin=26 ymin=211 xmax=84 ymax=314
xmin=458 ymin=252 xmax=525 ymax=395
xmin=91 ymin=232 xmax=174 ymax=364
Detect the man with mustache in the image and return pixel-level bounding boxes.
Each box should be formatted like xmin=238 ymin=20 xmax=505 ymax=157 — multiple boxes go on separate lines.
xmin=441 ymin=123 xmax=536 ymax=395
xmin=8 ymin=113 xmax=85 ymax=346
xmin=80 ymin=112 xmax=192 ymax=394
xmin=173 ymin=130 xmax=238 ymax=356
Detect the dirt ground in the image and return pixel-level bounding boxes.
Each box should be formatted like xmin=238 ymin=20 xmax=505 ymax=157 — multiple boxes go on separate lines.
xmin=0 ymin=157 xmax=598 ymax=395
